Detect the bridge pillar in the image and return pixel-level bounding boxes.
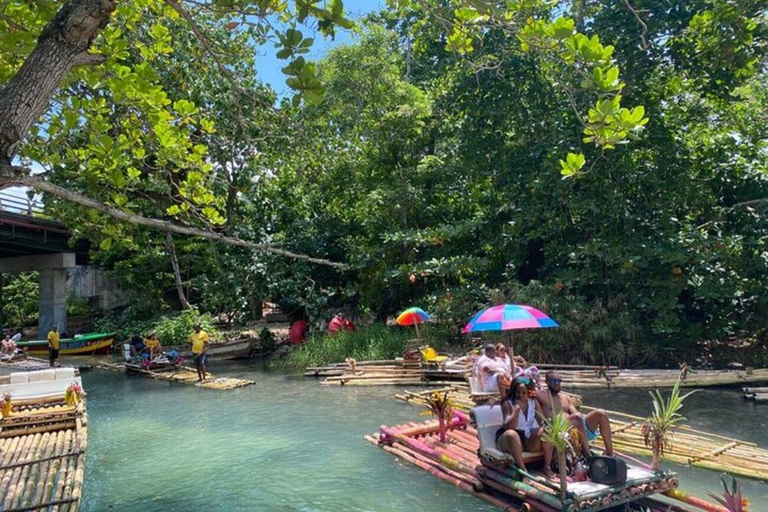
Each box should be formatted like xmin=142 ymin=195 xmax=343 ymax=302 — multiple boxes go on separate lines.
xmin=39 ymin=269 xmax=68 ymax=335
xmin=0 ymin=253 xmax=76 ymax=336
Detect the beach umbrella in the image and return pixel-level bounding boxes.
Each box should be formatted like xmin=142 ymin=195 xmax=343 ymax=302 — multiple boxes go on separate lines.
xmin=396 ymin=307 xmax=431 ymax=341
xmin=462 ymin=304 xmax=558 ymax=375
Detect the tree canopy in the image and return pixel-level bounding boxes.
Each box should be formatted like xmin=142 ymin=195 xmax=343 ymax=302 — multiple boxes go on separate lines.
xmin=1 ymin=0 xmax=768 ymax=364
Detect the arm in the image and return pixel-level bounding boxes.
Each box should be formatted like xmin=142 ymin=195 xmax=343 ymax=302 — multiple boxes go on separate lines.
xmin=534 ymin=400 xmax=547 ymax=424
xmin=564 ymin=396 xmax=579 ymax=416
xmin=500 ymin=399 xmax=521 ymax=430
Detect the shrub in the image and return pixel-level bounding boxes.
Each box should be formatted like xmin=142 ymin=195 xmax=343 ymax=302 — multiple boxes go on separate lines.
xmin=280 ymin=323 xmax=411 ymax=367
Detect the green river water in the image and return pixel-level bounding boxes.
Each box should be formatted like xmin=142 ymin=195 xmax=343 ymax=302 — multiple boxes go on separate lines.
xmin=75 ymin=360 xmax=768 ymax=511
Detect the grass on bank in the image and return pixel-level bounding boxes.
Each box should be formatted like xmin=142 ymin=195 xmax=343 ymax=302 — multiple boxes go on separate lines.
xmin=280 ymin=323 xmax=458 ymax=368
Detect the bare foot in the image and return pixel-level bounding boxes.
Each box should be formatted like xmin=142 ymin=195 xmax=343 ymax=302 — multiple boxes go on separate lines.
xmin=543 ymin=468 xmax=556 ymax=480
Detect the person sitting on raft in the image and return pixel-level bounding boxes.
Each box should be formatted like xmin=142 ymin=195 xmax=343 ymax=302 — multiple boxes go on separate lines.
xmin=536 ymin=370 xmax=614 ymax=465
xmin=144 ymin=332 xmax=162 ymax=359
xmin=475 ymin=344 xmax=508 ymax=392
xmin=496 ymin=377 xmax=547 ymax=473
xmin=129 ymin=335 xmax=148 ymax=358
xmin=1 ymin=334 xmax=16 ymax=356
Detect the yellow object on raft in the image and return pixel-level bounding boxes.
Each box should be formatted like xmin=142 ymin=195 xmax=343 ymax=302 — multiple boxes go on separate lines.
xmin=421 ymin=346 xmax=448 ymax=364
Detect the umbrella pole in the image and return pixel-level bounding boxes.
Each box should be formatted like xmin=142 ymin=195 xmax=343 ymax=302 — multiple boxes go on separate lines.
xmin=508 ymin=332 xmax=516 ymax=377
xmin=414 ymin=322 xmax=420 ymax=342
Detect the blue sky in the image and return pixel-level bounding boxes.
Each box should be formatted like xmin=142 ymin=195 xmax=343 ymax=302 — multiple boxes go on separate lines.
xmin=256 ymin=0 xmax=385 ymax=94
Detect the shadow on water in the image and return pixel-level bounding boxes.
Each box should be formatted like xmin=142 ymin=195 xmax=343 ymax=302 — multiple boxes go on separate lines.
xmin=75 ymin=358 xmax=768 ymax=511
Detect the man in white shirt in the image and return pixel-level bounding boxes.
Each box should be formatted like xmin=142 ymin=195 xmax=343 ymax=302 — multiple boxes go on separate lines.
xmin=11 ymin=329 xmax=22 ymax=343
xmin=475 ymin=344 xmax=507 ymax=392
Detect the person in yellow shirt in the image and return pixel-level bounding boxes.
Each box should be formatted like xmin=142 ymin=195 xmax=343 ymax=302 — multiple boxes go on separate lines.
xmin=143 ymin=332 xmax=162 ymax=360
xmin=47 ymin=326 xmax=60 ymax=367
xmin=189 ymin=324 xmax=209 ymax=382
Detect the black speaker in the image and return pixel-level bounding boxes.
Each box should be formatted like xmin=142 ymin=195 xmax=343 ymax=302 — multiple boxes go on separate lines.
xmin=587 ymin=456 xmax=627 ymax=485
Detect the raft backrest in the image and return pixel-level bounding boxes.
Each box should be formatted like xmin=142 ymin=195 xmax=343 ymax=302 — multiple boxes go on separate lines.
xmin=472 ymin=404 xmax=543 ymax=465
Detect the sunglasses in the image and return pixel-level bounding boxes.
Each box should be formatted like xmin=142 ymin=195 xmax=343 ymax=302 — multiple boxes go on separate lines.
xmin=548 ymin=378 xmax=562 ymax=384
xmin=515 ymin=377 xmax=531 ymax=385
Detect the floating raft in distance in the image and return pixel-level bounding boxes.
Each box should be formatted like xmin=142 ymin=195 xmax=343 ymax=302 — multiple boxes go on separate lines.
xmin=0 ymin=356 xmax=63 ymax=371
xmin=366 ymin=414 xmax=711 ymax=512
xmin=554 ymin=367 xmax=768 ymax=388
xmin=309 ymin=357 xmax=768 ymax=388
xmin=396 ymin=386 xmax=768 ymax=483
xmin=0 ymin=370 xmax=88 ymax=511
xmin=742 ymin=387 xmax=768 ymax=402
xmin=98 ymin=362 xmax=254 ymax=390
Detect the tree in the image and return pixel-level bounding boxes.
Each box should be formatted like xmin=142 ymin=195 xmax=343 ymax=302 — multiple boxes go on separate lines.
xmin=0 ymin=0 xmax=352 ymax=268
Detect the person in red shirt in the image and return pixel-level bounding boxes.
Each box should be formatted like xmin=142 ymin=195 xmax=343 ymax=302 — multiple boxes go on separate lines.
xmin=289 ymin=318 xmax=309 ymax=344
xmin=328 ymin=314 xmax=355 ymax=334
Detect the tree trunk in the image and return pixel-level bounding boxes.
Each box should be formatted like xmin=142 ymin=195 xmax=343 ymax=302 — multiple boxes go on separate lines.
xmin=438 ymin=414 xmax=446 ymax=443
xmin=652 ymin=444 xmax=661 ymax=471
xmin=166 ymin=233 xmax=191 ymax=310
xmin=0 ymin=0 xmax=114 ymax=174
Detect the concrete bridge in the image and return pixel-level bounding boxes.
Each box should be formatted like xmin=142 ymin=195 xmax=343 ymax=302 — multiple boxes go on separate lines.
xmin=0 ymin=200 xmax=122 ymax=335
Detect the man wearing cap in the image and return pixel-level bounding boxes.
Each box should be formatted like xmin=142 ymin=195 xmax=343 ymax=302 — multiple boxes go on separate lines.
xmin=189 ymin=324 xmax=209 ymax=382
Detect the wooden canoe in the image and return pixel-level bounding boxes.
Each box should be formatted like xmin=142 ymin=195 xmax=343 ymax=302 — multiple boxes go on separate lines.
xmin=18 ymin=332 xmax=115 ymax=356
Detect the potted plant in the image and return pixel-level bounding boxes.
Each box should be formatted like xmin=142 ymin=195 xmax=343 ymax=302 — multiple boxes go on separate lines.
xmin=542 ymin=411 xmax=574 ymax=500
xmin=422 ymin=390 xmax=454 ymax=443
xmin=642 ymin=375 xmax=697 ymax=470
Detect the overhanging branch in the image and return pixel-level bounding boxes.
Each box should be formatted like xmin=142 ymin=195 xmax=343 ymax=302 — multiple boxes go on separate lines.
xmin=2 ymin=175 xmax=349 ymax=270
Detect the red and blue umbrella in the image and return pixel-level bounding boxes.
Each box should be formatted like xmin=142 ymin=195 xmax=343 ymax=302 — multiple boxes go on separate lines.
xmin=462 ymin=304 xmax=558 ymax=376
xmin=462 ymin=304 xmax=558 ymax=333
xmin=396 ymin=307 xmax=431 ymax=340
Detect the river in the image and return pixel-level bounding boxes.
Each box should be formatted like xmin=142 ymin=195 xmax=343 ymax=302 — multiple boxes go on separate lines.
xmin=77 ymin=360 xmax=768 ymax=511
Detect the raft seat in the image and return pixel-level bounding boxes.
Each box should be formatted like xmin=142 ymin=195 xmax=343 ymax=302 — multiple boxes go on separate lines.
xmin=473 ymin=404 xmax=543 ymax=466
xmin=468 ymin=375 xmax=498 ymax=402
xmin=420 ymin=347 xmax=448 ymax=365
xmin=0 ymin=369 xmax=81 ymax=401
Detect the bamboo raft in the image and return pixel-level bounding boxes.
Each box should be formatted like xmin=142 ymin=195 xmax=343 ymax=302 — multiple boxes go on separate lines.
xmin=0 ymin=356 xmax=57 ymax=371
xmin=98 ymin=362 xmax=254 ymax=390
xmin=0 ymin=375 xmax=87 ymax=511
xmin=395 ymin=387 xmax=768 ymax=482
xmin=556 ymin=367 xmax=768 ymax=388
xmin=742 ymin=387 xmax=768 ymax=402
xmin=309 ymin=357 xmax=768 ymax=388
xmin=365 ymin=414 xmax=710 ymax=512
xmin=311 ymin=359 xmax=469 ymax=387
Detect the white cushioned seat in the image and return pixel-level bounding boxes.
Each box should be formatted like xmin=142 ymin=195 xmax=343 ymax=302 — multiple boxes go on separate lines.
xmin=9 ymin=372 xmax=30 ymax=384
xmin=472 ymin=404 xmax=543 ymax=465
xmin=28 ymin=369 xmax=57 ymax=382
xmin=54 ymin=368 xmax=76 ymax=380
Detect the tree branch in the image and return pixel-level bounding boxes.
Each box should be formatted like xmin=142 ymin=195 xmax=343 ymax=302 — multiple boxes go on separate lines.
xmin=621 ymin=0 xmax=649 ymax=50
xmin=72 ymin=52 xmax=107 ymax=67
xmin=1 ymin=175 xmax=349 ymax=270
xmin=696 ymin=198 xmax=768 ymax=230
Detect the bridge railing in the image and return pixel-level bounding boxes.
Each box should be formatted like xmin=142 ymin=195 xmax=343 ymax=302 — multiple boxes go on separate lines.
xmin=0 ymin=191 xmax=44 ymax=216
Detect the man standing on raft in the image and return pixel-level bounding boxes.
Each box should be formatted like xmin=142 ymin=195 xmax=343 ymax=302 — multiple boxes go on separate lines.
xmin=190 ymin=324 xmax=209 ymax=382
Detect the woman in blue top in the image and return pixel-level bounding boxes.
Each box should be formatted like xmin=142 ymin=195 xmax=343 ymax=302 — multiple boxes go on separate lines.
xmin=495 ymin=377 xmax=546 ymax=472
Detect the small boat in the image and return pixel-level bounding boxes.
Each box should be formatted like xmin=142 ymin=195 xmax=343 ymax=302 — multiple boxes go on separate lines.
xmin=18 ymin=332 xmax=115 ymax=356
xmin=176 ymin=338 xmax=254 ymax=360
